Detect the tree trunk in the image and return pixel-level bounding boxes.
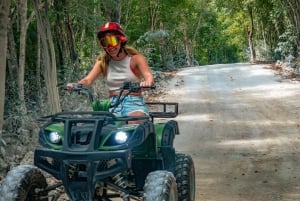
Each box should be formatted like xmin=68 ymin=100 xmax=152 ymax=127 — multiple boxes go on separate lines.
xmin=149 ymin=0 xmax=159 ymax=31
xmin=36 ymin=25 xmax=42 ymax=102
xmin=286 ymin=0 xmax=300 ymax=49
xmin=33 ymin=0 xmax=60 ymax=114
xmin=17 ymin=0 xmax=28 ymax=114
xmin=247 ymin=5 xmax=256 ymax=63
xmin=102 ymin=0 xmax=121 ymax=23
xmin=183 ymin=22 xmax=191 ymax=66
xmin=191 ymin=15 xmax=203 ymax=65
xmin=7 ymin=10 xmax=18 ymax=96
xmin=0 ymin=0 xmax=11 ymax=133
xmin=53 ymin=0 xmax=78 ymax=80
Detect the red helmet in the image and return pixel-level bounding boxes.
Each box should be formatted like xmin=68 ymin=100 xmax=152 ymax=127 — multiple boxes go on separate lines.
xmin=97 ymin=22 xmax=127 ymax=43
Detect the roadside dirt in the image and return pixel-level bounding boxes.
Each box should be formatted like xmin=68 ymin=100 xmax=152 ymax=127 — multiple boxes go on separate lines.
xmin=158 ymin=63 xmax=300 ymax=201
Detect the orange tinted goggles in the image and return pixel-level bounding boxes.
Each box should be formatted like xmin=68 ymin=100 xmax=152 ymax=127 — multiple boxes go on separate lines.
xmin=99 ymin=35 xmax=121 ymax=48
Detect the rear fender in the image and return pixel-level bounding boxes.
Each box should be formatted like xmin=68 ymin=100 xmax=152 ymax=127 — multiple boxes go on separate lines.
xmin=155 ymin=120 xmax=179 ymax=173
xmin=155 ymin=120 xmax=179 ymax=147
xmin=132 ymin=121 xmax=158 ymax=159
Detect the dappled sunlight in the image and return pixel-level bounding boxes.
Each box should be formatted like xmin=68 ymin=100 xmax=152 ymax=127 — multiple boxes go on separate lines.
xmin=282 ymin=186 xmax=300 ymax=201
xmin=238 ymin=83 xmax=299 ymax=99
xmin=179 ymin=117 xmax=298 ymax=126
xmin=218 ymin=136 xmax=298 ymax=148
xmin=168 ymin=64 xmax=300 ymax=201
xmin=225 ymin=119 xmax=297 ymax=126
xmin=176 ymin=67 xmax=204 ymax=76
xmin=170 ymin=66 xmax=300 ymax=106
xmin=176 ymin=97 xmax=211 ymax=103
xmin=177 ymin=113 xmax=213 ymax=121
xmin=198 ymin=177 xmax=218 ymax=186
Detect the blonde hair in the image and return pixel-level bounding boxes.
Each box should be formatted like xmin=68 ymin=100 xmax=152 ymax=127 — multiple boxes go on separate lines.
xmin=97 ymin=46 xmax=139 ymax=77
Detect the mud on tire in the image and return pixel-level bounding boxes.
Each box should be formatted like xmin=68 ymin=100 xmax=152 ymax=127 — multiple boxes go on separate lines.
xmin=175 ymin=153 xmax=195 ymax=201
xmin=143 ymin=170 xmax=178 ymax=201
xmin=0 ymin=165 xmax=48 ymax=201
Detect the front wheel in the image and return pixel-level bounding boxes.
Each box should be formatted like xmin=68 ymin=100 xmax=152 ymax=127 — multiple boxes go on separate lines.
xmin=175 ymin=153 xmax=196 ymax=201
xmin=0 ymin=165 xmax=48 ymax=201
xmin=143 ymin=170 xmax=178 ymax=201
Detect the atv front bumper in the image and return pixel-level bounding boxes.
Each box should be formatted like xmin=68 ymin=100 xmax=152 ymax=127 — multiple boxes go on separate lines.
xmin=34 ymin=147 xmax=131 ymax=200
xmin=34 ymin=147 xmax=131 ymax=181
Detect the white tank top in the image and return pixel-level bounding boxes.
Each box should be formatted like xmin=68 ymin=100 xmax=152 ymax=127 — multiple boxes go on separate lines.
xmin=106 ymin=55 xmax=140 ymax=91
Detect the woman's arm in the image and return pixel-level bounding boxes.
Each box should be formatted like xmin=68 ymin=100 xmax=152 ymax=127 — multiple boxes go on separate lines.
xmin=132 ymin=54 xmax=154 ymax=87
xmin=79 ymin=60 xmax=102 ymax=86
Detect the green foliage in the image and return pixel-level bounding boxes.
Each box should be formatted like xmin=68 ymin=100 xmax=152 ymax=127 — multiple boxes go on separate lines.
xmin=4 ymin=0 xmax=300 ymax=137
xmin=275 ymin=25 xmax=298 ymax=59
xmin=134 ymin=29 xmax=172 ymax=69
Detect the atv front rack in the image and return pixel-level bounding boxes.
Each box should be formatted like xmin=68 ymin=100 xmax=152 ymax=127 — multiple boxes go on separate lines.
xmin=39 ymin=111 xmax=149 ymax=123
xmin=146 ymin=102 xmax=178 ymax=121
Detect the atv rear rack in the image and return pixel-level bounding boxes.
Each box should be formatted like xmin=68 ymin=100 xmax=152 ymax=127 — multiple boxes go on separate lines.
xmin=146 ymin=102 xmax=178 ymax=120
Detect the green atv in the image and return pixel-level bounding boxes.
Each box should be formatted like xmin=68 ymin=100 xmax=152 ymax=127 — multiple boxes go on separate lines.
xmin=0 ymin=82 xmax=195 ymax=201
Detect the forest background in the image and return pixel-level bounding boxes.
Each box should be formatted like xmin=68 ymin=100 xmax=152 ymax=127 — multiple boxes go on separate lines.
xmin=0 ymin=0 xmax=299 ymax=173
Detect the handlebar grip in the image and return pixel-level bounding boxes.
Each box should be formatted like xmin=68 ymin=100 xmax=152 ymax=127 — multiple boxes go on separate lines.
xmin=123 ymin=82 xmax=155 ymax=88
xmin=141 ymin=85 xmax=156 ymax=89
xmin=72 ymin=83 xmax=83 ymax=91
xmin=65 ymin=83 xmax=83 ymax=91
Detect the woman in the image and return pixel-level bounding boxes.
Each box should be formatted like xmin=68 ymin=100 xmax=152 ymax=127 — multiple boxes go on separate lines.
xmin=68 ymin=22 xmax=154 ymax=118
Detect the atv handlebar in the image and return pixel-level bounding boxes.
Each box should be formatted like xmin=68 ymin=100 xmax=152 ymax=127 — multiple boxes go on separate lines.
xmin=66 ymin=83 xmax=94 ymax=103
xmin=67 ymin=82 xmax=156 ymax=92
xmin=66 ymin=81 xmax=156 ymax=110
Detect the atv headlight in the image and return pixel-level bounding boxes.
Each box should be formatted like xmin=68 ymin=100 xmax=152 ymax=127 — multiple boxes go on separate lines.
xmin=103 ymin=125 xmax=136 ymax=146
xmin=114 ymin=131 xmax=128 ymax=144
xmin=48 ymin=131 xmax=62 ymax=144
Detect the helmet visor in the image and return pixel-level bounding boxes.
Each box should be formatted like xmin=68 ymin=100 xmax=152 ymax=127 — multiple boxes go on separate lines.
xmin=99 ymin=35 xmax=120 ymax=48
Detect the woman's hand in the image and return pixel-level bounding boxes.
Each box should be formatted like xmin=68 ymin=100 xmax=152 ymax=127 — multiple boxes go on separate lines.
xmin=140 ymin=80 xmax=154 ymax=87
xmin=66 ymin=83 xmax=77 ymax=91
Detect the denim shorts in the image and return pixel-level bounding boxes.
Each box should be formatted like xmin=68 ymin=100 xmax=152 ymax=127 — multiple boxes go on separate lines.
xmin=109 ymin=95 xmax=149 ymax=116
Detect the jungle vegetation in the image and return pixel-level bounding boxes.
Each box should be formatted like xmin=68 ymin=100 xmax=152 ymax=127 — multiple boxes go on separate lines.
xmin=0 ymin=0 xmax=299 ymax=160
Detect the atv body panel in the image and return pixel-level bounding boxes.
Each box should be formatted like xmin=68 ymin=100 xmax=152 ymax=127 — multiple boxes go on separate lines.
xmin=34 ymin=111 xmax=156 ymax=200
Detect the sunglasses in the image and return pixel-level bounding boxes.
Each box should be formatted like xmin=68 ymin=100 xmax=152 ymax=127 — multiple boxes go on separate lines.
xmin=99 ymin=35 xmax=121 ymax=48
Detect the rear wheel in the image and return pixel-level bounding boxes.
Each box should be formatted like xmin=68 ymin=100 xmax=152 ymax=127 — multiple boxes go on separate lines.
xmin=0 ymin=165 xmax=48 ymax=201
xmin=143 ymin=170 xmax=178 ymax=201
xmin=175 ymin=153 xmax=195 ymax=201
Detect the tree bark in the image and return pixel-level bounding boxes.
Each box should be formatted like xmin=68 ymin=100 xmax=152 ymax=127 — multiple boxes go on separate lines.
xmin=183 ymin=22 xmax=191 ymax=66
xmin=102 ymin=0 xmax=121 ymax=23
xmin=17 ymin=0 xmax=28 ymax=114
xmin=286 ymin=0 xmax=300 ymax=48
xmin=0 ymin=0 xmax=11 ymax=133
xmin=53 ymin=0 xmax=78 ymax=79
xmin=246 ymin=5 xmax=256 ymax=63
xmin=149 ymin=0 xmax=159 ymax=31
xmin=36 ymin=24 xmax=42 ymax=101
xmin=7 ymin=10 xmax=18 ymax=92
xmin=33 ymin=0 xmax=60 ymax=113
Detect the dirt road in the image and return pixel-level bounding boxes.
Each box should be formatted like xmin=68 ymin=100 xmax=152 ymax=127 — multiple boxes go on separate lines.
xmin=160 ymin=63 xmax=300 ymax=201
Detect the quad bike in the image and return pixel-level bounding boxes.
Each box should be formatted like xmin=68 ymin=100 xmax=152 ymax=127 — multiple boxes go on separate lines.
xmin=0 ymin=82 xmax=195 ymax=201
